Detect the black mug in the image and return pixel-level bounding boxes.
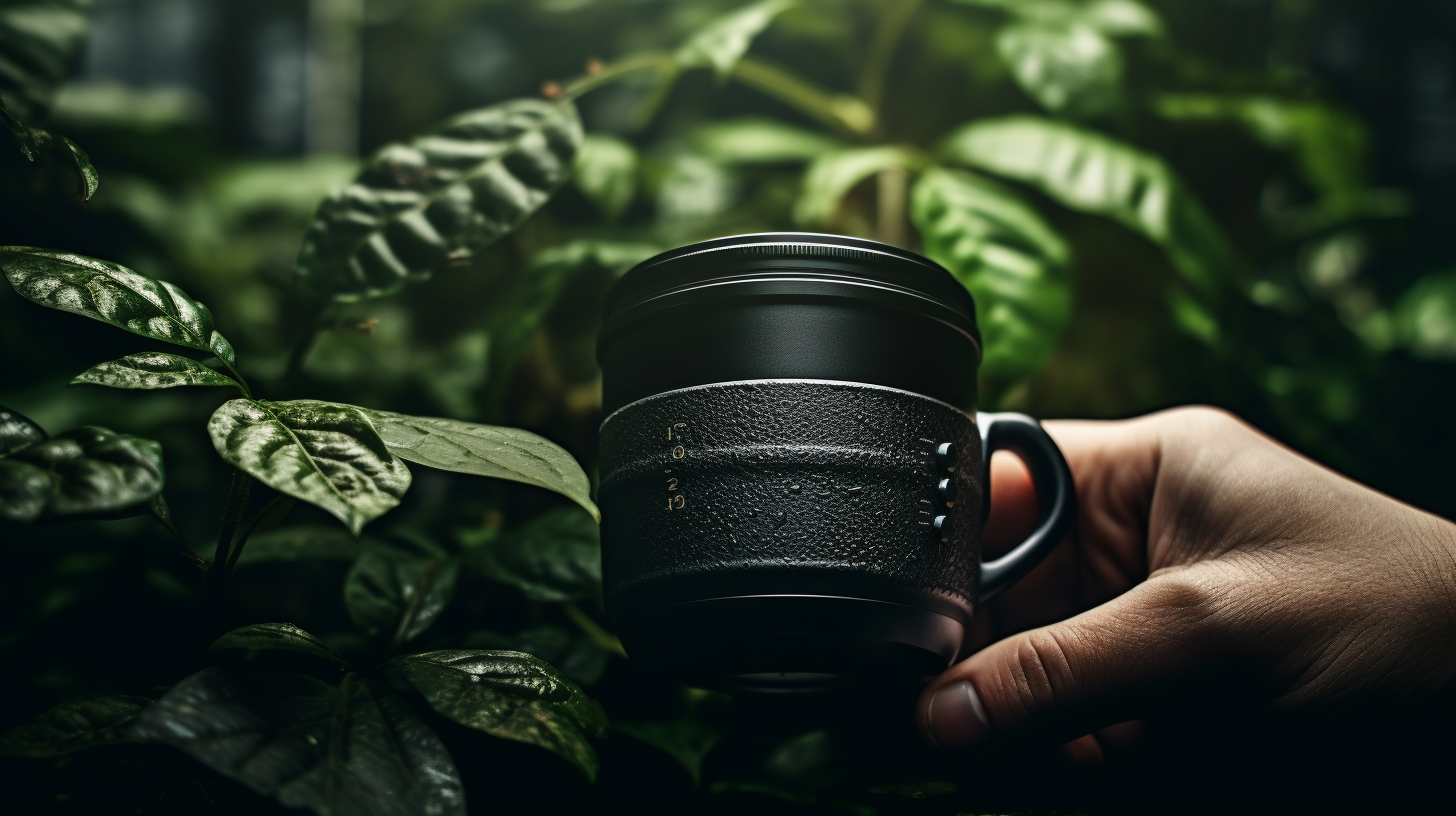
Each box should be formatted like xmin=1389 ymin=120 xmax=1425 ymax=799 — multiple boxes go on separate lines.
xmin=596 ymin=233 xmax=1076 ymax=692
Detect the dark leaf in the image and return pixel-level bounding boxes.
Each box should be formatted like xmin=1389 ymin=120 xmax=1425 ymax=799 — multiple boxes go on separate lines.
xmin=677 ymin=0 xmax=795 ymax=80
xmin=360 ymin=407 xmax=598 ymax=521
xmin=0 ymin=426 xmax=164 ymax=523
xmin=1 ymin=97 xmax=39 ymax=159
xmin=132 ymin=669 xmax=465 ymax=816
xmin=208 ymin=400 xmax=411 ymax=535
xmin=911 ymin=167 xmax=1071 ymax=393
xmin=296 ymin=99 xmax=582 ymax=302
xmin=237 ymin=524 xmax=366 ymax=566
xmin=391 ymin=650 xmax=607 ymax=780
xmin=574 ymin=134 xmax=637 ymax=220
xmin=0 ymin=248 xmax=237 ymax=363
xmin=71 ymin=351 xmax=240 ymax=390
xmin=56 ymin=134 xmax=96 ymax=200
xmin=0 ymin=0 xmax=89 ymax=119
xmin=212 ymin=623 xmax=354 ymax=670
xmin=345 ymin=539 xmax=458 ymax=645
xmin=794 ymin=146 xmax=920 ymax=227
xmin=0 ymin=695 xmax=149 ymax=758
xmin=466 ymin=506 xmax=600 ymax=602
xmin=458 ymin=626 xmax=612 ymax=686
xmin=0 ymin=403 xmax=46 ymax=456
xmin=615 ymin=719 xmax=721 ymax=786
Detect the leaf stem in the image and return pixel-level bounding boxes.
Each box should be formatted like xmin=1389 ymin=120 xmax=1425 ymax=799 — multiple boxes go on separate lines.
xmin=224 ymin=494 xmax=297 ymax=573
xmin=148 ymin=499 xmax=204 ymax=570
xmin=207 ymin=470 xmax=252 ymax=592
xmin=730 ymin=57 xmax=876 ymax=138
xmin=217 ymin=357 xmax=253 ymax=399
xmin=563 ymin=603 xmax=627 ymax=659
xmin=858 ymin=0 xmax=922 ymax=118
xmin=557 ymin=52 xmax=677 ymax=103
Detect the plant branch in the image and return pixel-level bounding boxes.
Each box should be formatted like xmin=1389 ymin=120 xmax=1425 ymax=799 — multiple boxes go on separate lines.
xmin=563 ymin=602 xmax=628 ymax=659
xmin=207 ymin=470 xmax=252 ymax=592
xmin=557 ymin=52 xmax=677 ymax=103
xmin=148 ymin=499 xmax=204 ymax=570
xmin=217 ymin=357 xmax=253 ymax=399
xmin=730 ymin=57 xmax=876 ymax=138
xmin=858 ymin=0 xmax=922 ymax=116
xmin=224 ymin=493 xmax=296 ymax=573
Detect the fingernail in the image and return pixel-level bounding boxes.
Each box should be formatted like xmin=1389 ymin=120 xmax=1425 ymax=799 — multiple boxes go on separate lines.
xmin=926 ymin=680 xmax=992 ymax=752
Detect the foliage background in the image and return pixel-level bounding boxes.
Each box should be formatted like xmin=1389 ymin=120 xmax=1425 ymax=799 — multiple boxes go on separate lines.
xmin=2 ymin=0 xmax=1455 ymax=813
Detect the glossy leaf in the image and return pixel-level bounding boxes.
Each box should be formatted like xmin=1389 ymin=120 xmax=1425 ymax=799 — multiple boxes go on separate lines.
xmin=575 ymin=134 xmax=637 ymax=220
xmin=71 ymin=352 xmax=240 ymax=390
xmin=0 ymin=403 xmax=45 ymax=456
xmin=208 ymin=400 xmax=411 ymax=535
xmin=237 ymin=524 xmax=366 ymax=566
xmin=0 ymin=695 xmax=149 ymax=758
xmin=459 ymin=626 xmax=612 ymax=687
xmin=360 ymin=408 xmax=599 ymax=522
xmin=0 ymin=0 xmax=89 ymax=119
xmin=133 ymin=669 xmax=465 ymax=816
xmin=345 ymin=539 xmax=458 ymax=645
xmin=676 ymin=0 xmax=795 ymax=80
xmin=391 ymin=650 xmax=608 ymax=780
xmin=1154 ymin=94 xmax=1369 ymax=195
xmin=212 ymin=622 xmax=354 ymax=670
xmin=467 ymin=506 xmax=601 ymax=602
xmin=691 ymin=116 xmax=841 ymax=164
xmin=0 ymin=426 xmax=164 ymax=523
xmin=913 ymin=168 xmax=1071 ymax=392
xmin=615 ymin=719 xmax=721 ymax=786
xmin=942 ymin=115 xmax=1237 ymax=299
xmin=793 ymin=146 xmax=920 ymax=227
xmin=1395 ymin=268 xmax=1456 ymax=360
xmin=997 ymin=22 xmax=1122 ymax=115
xmin=0 ymin=248 xmax=237 ymax=364
xmin=296 ymin=98 xmax=583 ymax=302
xmin=55 ymin=134 xmax=98 ymax=200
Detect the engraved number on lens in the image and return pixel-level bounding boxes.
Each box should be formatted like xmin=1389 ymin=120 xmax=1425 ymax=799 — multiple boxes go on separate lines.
xmin=666 ymin=494 xmax=686 ymax=510
xmin=667 ymin=424 xmax=688 ymax=511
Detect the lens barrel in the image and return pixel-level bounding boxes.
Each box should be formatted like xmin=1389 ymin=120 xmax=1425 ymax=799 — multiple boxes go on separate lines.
xmin=597 ymin=233 xmax=984 ymax=691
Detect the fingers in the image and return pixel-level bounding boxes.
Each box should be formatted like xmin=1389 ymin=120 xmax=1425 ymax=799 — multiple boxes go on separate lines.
xmin=920 ymin=566 xmax=1226 ymax=753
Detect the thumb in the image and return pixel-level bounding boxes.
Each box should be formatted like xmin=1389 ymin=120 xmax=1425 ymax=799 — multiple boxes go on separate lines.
xmin=918 ymin=570 xmax=1224 ymax=752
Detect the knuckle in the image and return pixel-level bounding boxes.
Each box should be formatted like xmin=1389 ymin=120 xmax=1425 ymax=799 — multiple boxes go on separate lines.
xmin=1000 ymin=628 xmax=1080 ymax=722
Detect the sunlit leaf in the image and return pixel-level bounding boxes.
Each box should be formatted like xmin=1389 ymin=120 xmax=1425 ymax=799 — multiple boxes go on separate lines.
xmin=345 ymin=539 xmax=458 ymax=646
xmin=676 ymin=0 xmax=796 ymax=80
xmin=0 ymin=695 xmax=149 ymax=758
xmin=1395 ymin=268 xmax=1456 ymax=360
xmin=0 ymin=403 xmax=45 ymax=456
xmin=0 ymin=248 xmax=237 ymax=364
xmin=942 ymin=115 xmax=1238 ymax=299
xmin=133 ymin=669 xmax=465 ymax=816
xmin=466 ymin=506 xmax=600 ymax=602
xmin=237 ymin=524 xmax=367 ymax=566
xmin=297 ymin=98 xmax=582 ymax=302
xmin=575 ymin=134 xmax=637 ymax=220
xmin=1154 ymin=94 xmax=1369 ymax=196
xmin=212 ymin=622 xmax=354 ymax=670
xmin=616 ymin=719 xmax=721 ymax=786
xmin=0 ymin=0 xmax=89 ymax=119
xmin=71 ymin=352 xmax=240 ymax=390
xmin=948 ymin=0 xmax=1161 ymax=36
xmin=690 ymin=116 xmax=841 ymax=164
xmin=912 ymin=167 xmax=1072 ymax=392
xmin=391 ymin=650 xmax=607 ymax=781
xmin=360 ymin=408 xmax=599 ymax=522
xmin=997 ymin=22 xmax=1122 ymax=116
xmin=207 ymin=400 xmax=411 ymax=535
xmin=0 ymin=426 xmax=164 ymax=523
xmin=793 ymin=145 xmax=920 ymax=227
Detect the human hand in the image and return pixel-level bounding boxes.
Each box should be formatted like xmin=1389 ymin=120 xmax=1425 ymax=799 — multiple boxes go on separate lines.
xmin=919 ymin=406 xmax=1456 ymax=758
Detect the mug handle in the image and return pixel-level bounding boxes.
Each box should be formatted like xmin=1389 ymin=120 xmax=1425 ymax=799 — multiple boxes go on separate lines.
xmin=975 ymin=412 xmax=1078 ymax=602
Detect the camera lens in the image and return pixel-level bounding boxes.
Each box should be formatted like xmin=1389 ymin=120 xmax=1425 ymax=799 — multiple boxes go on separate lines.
xmin=597 ymin=233 xmax=983 ymax=689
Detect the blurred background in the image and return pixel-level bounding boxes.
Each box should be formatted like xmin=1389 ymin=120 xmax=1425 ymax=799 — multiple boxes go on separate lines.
xmin=3 ymin=0 xmax=1456 ymax=813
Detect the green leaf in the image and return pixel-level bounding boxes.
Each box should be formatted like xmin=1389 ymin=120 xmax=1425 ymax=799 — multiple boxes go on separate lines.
xmin=676 ymin=0 xmax=796 ymax=80
xmin=133 ymin=669 xmax=464 ymax=816
xmin=793 ymin=145 xmax=920 ymax=227
xmin=459 ymin=626 xmax=612 ymax=687
xmin=0 ymin=248 xmax=237 ymax=364
xmin=360 ymin=408 xmax=599 ymax=522
xmin=690 ymin=116 xmax=841 ymax=164
xmin=0 ymin=403 xmax=46 ymax=456
xmin=997 ymin=22 xmax=1122 ymax=116
xmin=345 ymin=539 xmax=458 ymax=645
xmin=0 ymin=0 xmax=89 ymax=119
xmin=212 ymin=623 xmax=354 ymax=670
xmin=575 ymin=134 xmax=637 ymax=220
xmin=1153 ymin=94 xmax=1370 ymax=195
xmin=616 ymin=719 xmax=721 ymax=786
xmin=208 ymin=400 xmax=411 ymax=536
xmin=71 ymin=352 xmax=240 ymax=390
xmin=55 ymin=133 xmax=97 ymax=201
xmin=942 ymin=115 xmax=1238 ymax=300
xmin=912 ymin=167 xmax=1072 ymax=393
xmin=237 ymin=524 xmax=366 ymax=566
xmin=390 ymin=650 xmax=607 ymax=781
xmin=466 ymin=507 xmax=600 ymax=602
xmin=1 ymin=97 xmax=39 ymax=160
xmin=0 ymin=695 xmax=149 ymax=758
xmin=0 ymin=426 xmax=164 ymax=523
xmin=1394 ymin=268 xmax=1456 ymax=360
xmin=296 ymin=98 xmax=583 ymax=302
xmin=949 ymin=0 xmax=1161 ymax=36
